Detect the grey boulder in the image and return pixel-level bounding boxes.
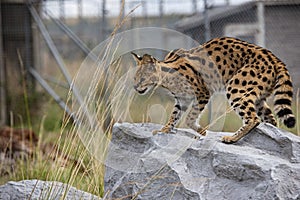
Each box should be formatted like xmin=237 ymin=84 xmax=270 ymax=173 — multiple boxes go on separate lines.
xmin=104 ymin=123 xmax=300 ymax=200
xmin=0 ymin=179 xmax=101 ymax=200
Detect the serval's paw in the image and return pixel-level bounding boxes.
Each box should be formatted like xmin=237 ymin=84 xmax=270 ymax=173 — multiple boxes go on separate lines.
xmin=221 ymin=135 xmax=238 ymax=144
xmin=152 ymin=126 xmax=172 ymax=135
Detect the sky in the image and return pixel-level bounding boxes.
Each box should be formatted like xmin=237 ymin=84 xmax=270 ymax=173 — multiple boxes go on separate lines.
xmin=44 ymin=0 xmax=251 ymax=18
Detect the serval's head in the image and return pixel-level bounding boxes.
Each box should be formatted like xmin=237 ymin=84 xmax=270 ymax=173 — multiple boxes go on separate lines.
xmin=131 ymin=52 xmax=159 ymax=95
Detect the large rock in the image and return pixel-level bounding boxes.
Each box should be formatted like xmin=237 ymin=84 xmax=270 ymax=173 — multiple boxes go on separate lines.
xmin=0 ymin=180 xmax=101 ymax=200
xmin=104 ymin=123 xmax=300 ymax=200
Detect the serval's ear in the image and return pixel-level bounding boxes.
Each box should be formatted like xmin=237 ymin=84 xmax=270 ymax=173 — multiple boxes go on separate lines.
xmin=141 ymin=54 xmax=158 ymax=64
xmin=131 ymin=52 xmax=142 ymax=64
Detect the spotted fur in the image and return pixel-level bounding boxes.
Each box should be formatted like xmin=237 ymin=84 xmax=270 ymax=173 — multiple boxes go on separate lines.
xmin=132 ymin=37 xmax=295 ymax=143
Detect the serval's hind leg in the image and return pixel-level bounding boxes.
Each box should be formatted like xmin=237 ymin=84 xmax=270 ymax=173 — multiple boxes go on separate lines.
xmin=256 ymin=99 xmax=277 ymax=126
xmin=222 ymin=74 xmax=260 ymax=144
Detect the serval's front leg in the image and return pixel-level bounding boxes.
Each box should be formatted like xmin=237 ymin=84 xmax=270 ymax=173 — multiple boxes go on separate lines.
xmin=185 ymin=90 xmax=210 ymax=136
xmin=153 ymin=96 xmax=190 ymax=135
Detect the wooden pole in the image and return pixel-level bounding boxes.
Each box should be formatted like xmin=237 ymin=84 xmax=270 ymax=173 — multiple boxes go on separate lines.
xmin=0 ymin=2 xmax=7 ymax=126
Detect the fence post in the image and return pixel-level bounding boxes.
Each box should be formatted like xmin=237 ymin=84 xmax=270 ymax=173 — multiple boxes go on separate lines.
xmin=0 ymin=2 xmax=6 ymax=126
xmin=257 ymin=2 xmax=265 ymax=47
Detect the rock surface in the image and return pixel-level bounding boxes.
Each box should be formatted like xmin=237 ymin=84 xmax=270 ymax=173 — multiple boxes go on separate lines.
xmin=0 ymin=180 xmax=101 ymax=200
xmin=104 ymin=123 xmax=300 ymax=200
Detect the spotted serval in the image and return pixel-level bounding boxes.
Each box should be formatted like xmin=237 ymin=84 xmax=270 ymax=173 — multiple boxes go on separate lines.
xmin=132 ymin=37 xmax=295 ymax=143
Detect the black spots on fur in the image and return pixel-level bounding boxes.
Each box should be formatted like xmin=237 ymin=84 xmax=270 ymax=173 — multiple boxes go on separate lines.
xmin=233 ymin=103 xmax=240 ymax=108
xmin=262 ymin=77 xmax=268 ymax=82
xmin=239 ymin=89 xmax=246 ymax=93
xmin=166 ymin=52 xmax=175 ymax=59
xmin=284 ymin=80 xmax=293 ymax=87
xmin=234 ymin=79 xmax=239 ymax=84
xmin=231 ymin=88 xmax=238 ymax=94
xmin=227 ymin=39 xmax=233 ymax=43
xmin=236 ymin=45 xmax=241 ymax=49
xmin=223 ymin=45 xmax=228 ymax=49
xmin=201 ymin=59 xmax=206 ymax=65
xmin=271 ymin=72 xmax=275 ymax=78
xmin=284 ymin=117 xmax=296 ymax=128
xmin=275 ymin=98 xmax=292 ymax=106
xmin=226 ymin=93 xmax=231 ymax=99
xmin=229 ymin=70 xmax=234 ymax=75
xmin=175 ymin=104 xmax=181 ymax=110
xmin=258 ymin=85 xmax=264 ymax=90
xmin=240 ymin=105 xmax=246 ymax=110
xmin=180 ymin=65 xmax=187 ymax=70
xmin=264 ymin=108 xmax=272 ymax=115
xmin=257 ymin=55 xmax=262 ymax=59
xmin=199 ymin=99 xmax=209 ymax=105
xmin=239 ymin=112 xmax=245 ymax=116
xmin=277 ymin=108 xmax=293 ymax=118
xmin=222 ymin=70 xmax=226 ymax=76
xmin=247 ymin=99 xmax=254 ymax=105
xmin=249 ymin=107 xmax=255 ymax=112
xmin=214 ymin=47 xmax=221 ymax=51
xmin=185 ymin=63 xmax=199 ymax=76
xmin=267 ymin=55 xmax=273 ymax=62
xmin=232 ymin=97 xmax=241 ymax=103
xmin=173 ymin=110 xmax=179 ymax=115
xmin=250 ymin=70 xmax=256 ymax=77
xmin=229 ymin=48 xmax=234 ymax=53
xmin=275 ymin=80 xmax=293 ymax=89
xmin=216 ymin=56 xmax=221 ymax=62
xmin=261 ymin=49 xmax=269 ymax=55
xmin=164 ymin=55 xmax=180 ymax=63
xmin=223 ymin=59 xmax=227 ymax=65
xmin=208 ymin=51 xmax=213 ymax=56
xmin=242 ymin=80 xmax=247 ymax=86
xmin=242 ymin=71 xmax=248 ymax=76
xmin=274 ymin=90 xmax=293 ymax=97
xmin=250 ymin=91 xmax=257 ymax=96
xmin=209 ymin=62 xmax=214 ymax=68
